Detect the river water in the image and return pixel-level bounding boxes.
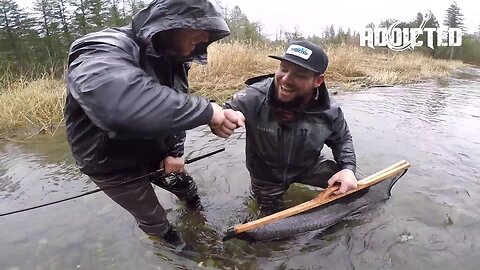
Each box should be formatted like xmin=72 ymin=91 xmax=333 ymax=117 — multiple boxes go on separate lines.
xmin=1 ymin=67 xmax=479 ymax=269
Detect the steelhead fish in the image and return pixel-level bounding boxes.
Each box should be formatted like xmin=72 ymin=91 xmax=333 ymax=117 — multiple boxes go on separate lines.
xmin=225 ymin=168 xmax=407 ymax=242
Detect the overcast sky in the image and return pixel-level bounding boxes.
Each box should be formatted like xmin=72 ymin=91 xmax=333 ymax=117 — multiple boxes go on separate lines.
xmin=218 ymin=0 xmax=480 ymax=38
xmin=16 ymin=0 xmax=480 ymax=38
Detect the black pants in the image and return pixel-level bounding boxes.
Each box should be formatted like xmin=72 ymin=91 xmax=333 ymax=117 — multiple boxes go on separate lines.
xmin=89 ymin=170 xmax=198 ymax=237
xmin=251 ymin=157 xmax=340 ymax=211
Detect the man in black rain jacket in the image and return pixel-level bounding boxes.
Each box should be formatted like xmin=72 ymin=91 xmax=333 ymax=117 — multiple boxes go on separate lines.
xmin=65 ymin=0 xmax=244 ymax=247
xmin=224 ymin=41 xmax=357 ymax=212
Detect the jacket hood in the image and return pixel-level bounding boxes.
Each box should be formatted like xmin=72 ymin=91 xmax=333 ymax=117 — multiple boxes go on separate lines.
xmin=131 ymin=0 xmax=230 ymax=63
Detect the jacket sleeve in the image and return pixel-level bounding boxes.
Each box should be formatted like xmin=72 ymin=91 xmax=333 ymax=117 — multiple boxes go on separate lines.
xmin=325 ymin=107 xmax=357 ymax=172
xmin=223 ymin=87 xmax=258 ymax=119
xmin=66 ymin=43 xmax=213 ymax=138
xmin=166 ymin=131 xmax=186 ymax=157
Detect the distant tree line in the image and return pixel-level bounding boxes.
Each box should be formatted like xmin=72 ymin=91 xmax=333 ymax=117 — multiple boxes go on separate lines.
xmin=0 ymin=0 xmax=147 ymax=78
xmin=304 ymin=1 xmax=480 ymax=65
xmin=0 ymin=0 xmax=269 ymax=81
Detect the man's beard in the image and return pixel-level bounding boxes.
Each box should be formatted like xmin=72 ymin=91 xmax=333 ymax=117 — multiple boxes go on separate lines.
xmin=275 ymin=90 xmax=313 ymax=110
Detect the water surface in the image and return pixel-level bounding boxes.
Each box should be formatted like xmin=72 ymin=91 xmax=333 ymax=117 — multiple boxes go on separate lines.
xmin=1 ymin=67 xmax=479 ymax=269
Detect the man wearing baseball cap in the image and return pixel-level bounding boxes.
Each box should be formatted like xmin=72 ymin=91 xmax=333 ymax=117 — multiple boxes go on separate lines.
xmin=224 ymin=40 xmax=357 ymax=211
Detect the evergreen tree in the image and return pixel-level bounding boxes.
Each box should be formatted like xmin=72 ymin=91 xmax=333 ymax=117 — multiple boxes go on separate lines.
xmin=284 ymin=25 xmax=304 ymax=43
xmin=71 ymin=0 xmax=91 ymax=36
xmin=105 ymin=0 xmax=125 ymax=27
xmin=444 ymin=1 xmax=464 ymax=59
xmin=379 ymin=18 xmax=396 ymax=28
xmin=444 ymin=1 xmax=464 ymax=30
xmin=33 ymin=0 xmax=61 ymax=60
xmin=54 ymin=0 xmax=73 ymax=47
xmin=411 ymin=12 xmax=440 ymax=56
xmin=223 ymin=5 xmax=264 ymax=43
xmin=0 ymin=0 xmax=31 ymax=66
xmin=321 ymin=24 xmax=335 ymax=41
xmin=88 ymin=0 xmax=107 ymax=31
xmin=475 ymin=23 xmax=480 ymax=40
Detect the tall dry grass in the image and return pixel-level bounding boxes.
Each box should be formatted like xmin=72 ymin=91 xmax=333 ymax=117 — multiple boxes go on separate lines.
xmin=0 ymin=77 xmax=65 ymax=136
xmin=189 ymin=42 xmax=283 ymax=101
xmin=0 ymin=42 xmax=465 ymax=136
xmin=326 ymin=45 xmax=464 ymax=90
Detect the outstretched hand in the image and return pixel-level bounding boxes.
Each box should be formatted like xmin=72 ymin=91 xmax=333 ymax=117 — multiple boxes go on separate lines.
xmin=223 ymin=109 xmax=245 ymax=128
xmin=327 ymin=169 xmax=358 ymax=195
xmin=209 ymin=103 xmax=245 ymax=138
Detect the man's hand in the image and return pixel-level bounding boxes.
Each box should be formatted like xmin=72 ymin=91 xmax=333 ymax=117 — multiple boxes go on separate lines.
xmin=209 ymin=102 xmax=225 ymax=127
xmin=209 ymin=103 xmax=245 ymax=138
xmin=162 ymin=156 xmax=185 ymax=174
xmin=327 ymin=169 xmax=358 ymax=195
xmin=223 ymin=109 xmax=245 ymax=128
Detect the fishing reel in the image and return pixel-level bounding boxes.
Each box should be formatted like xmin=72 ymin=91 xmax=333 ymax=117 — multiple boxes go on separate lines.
xmin=150 ymin=171 xmax=194 ymax=191
xmin=162 ymin=172 xmax=184 ymax=187
xmin=150 ymin=171 xmax=200 ymax=208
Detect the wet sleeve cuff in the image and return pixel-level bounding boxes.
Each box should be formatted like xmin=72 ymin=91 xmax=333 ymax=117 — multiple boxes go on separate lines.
xmin=341 ymin=164 xmax=356 ymax=173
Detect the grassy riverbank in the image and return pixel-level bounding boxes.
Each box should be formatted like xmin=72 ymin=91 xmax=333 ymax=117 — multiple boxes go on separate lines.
xmin=0 ymin=42 xmax=465 ymax=137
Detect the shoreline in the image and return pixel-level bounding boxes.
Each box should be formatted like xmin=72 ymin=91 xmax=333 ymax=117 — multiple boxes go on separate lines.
xmin=0 ymin=42 xmax=467 ymax=139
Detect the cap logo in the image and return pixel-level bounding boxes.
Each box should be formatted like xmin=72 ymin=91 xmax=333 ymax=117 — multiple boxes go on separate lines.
xmin=285 ymin=44 xmax=312 ymax=60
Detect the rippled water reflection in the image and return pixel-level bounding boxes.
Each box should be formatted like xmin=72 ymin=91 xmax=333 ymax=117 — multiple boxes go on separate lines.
xmin=1 ymin=67 xmax=479 ymax=269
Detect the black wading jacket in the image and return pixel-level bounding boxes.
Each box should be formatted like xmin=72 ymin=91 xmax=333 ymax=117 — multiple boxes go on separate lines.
xmin=224 ymin=75 xmax=356 ymax=183
xmin=65 ymin=0 xmax=229 ymax=175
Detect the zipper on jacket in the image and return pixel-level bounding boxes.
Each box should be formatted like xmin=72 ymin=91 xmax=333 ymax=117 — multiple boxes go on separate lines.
xmin=283 ymin=128 xmax=296 ymax=184
xmin=294 ymin=129 xmax=308 ymax=162
xmin=277 ymin=127 xmax=283 ymax=166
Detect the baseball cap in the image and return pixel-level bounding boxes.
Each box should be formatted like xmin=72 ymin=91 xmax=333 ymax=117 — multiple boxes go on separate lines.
xmin=269 ymin=40 xmax=328 ymax=74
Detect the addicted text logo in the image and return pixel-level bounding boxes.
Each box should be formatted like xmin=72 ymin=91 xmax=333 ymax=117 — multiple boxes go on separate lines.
xmin=360 ymin=12 xmax=463 ymax=51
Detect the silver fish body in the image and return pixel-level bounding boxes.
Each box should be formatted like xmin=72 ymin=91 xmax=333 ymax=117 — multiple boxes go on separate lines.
xmin=230 ymin=169 xmax=407 ymax=242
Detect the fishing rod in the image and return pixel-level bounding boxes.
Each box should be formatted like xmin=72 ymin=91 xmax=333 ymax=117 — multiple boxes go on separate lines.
xmin=0 ymin=147 xmax=225 ymax=217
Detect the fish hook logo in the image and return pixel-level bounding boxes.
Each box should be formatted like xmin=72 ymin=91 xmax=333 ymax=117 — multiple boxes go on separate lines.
xmin=386 ymin=12 xmax=431 ymax=51
xmin=360 ymin=11 xmax=463 ymax=51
